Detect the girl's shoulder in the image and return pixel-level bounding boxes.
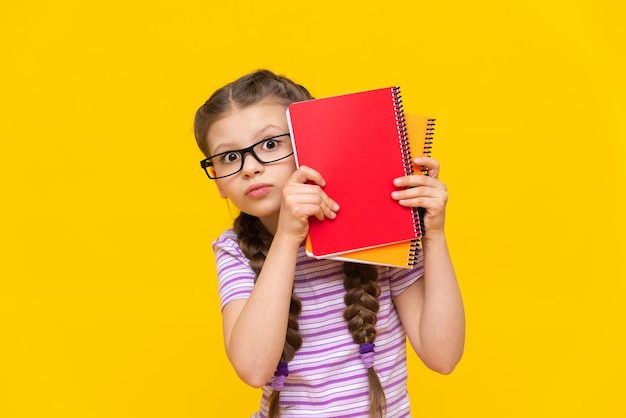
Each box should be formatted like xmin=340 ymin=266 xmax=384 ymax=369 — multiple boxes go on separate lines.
xmin=215 ymin=228 xmax=237 ymax=242
xmin=212 ymin=228 xmax=247 ymax=261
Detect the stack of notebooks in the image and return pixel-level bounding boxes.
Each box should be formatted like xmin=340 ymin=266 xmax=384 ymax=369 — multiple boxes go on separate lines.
xmin=286 ymin=86 xmax=435 ymax=268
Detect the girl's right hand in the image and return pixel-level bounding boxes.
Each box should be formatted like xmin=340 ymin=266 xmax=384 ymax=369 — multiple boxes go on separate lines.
xmin=277 ymin=165 xmax=340 ymax=243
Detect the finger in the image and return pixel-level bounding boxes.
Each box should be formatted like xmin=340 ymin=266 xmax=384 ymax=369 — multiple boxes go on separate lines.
xmin=282 ymin=185 xmax=340 ymax=221
xmin=392 ymin=186 xmax=447 ymax=203
xmin=395 ymin=194 xmax=447 ymax=208
xmin=307 ymin=193 xmax=340 ymax=220
xmin=289 ymin=165 xmax=327 ymax=187
xmin=321 ymin=191 xmax=340 ymax=212
xmin=293 ymin=200 xmax=335 ymax=222
xmin=315 ymin=202 xmax=334 ymax=221
xmin=393 ymin=173 xmax=442 ymax=188
xmin=304 ymin=203 xmax=329 ymax=222
xmin=321 ymin=195 xmax=340 ymax=219
xmin=283 ymin=182 xmax=340 ymax=210
xmin=412 ymin=157 xmax=440 ymax=178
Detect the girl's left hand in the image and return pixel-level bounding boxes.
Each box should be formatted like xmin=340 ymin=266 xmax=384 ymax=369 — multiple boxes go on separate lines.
xmin=391 ymin=157 xmax=448 ymax=239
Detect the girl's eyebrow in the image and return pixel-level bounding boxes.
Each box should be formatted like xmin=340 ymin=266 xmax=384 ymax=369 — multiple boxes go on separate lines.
xmin=256 ymin=124 xmax=287 ymax=137
xmin=210 ymin=141 xmax=238 ymax=156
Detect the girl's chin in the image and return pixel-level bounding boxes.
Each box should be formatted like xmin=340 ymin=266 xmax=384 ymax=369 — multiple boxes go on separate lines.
xmin=241 ymin=206 xmax=280 ymax=223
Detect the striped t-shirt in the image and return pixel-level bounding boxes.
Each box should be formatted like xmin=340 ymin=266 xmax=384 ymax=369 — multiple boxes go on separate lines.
xmin=213 ymin=229 xmax=424 ymax=418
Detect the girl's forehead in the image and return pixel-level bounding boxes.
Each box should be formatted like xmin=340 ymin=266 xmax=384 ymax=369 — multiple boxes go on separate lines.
xmin=207 ymin=103 xmax=289 ymax=152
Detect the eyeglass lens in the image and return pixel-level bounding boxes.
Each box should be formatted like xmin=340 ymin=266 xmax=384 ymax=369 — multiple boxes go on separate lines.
xmin=208 ymin=135 xmax=293 ymax=179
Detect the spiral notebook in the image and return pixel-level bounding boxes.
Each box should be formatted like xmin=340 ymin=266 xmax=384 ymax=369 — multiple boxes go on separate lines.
xmin=287 ymin=87 xmax=435 ymax=265
xmin=303 ymin=113 xmax=435 ymax=268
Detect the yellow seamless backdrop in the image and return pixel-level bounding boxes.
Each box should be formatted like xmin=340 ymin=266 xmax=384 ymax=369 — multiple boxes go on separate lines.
xmin=1 ymin=1 xmax=624 ymax=417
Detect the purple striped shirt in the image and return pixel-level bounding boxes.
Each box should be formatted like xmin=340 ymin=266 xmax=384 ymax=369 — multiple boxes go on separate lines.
xmin=213 ymin=229 xmax=424 ymax=417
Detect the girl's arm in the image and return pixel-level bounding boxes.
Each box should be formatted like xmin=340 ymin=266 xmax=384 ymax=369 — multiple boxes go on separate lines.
xmin=221 ymin=166 xmax=339 ymax=387
xmin=391 ymin=157 xmax=465 ymax=374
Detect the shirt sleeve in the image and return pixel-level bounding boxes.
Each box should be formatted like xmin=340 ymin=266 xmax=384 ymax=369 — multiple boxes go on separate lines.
xmin=212 ymin=230 xmax=256 ymax=311
xmin=387 ymin=247 xmax=425 ymax=299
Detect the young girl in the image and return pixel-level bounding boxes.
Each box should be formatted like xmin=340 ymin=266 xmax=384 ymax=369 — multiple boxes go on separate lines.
xmin=194 ymin=70 xmax=465 ymax=418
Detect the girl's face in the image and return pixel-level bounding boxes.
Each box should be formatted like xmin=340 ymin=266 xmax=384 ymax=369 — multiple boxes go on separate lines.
xmin=207 ymin=100 xmax=296 ymax=233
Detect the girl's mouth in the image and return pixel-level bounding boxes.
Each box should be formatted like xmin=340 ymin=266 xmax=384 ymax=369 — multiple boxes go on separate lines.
xmin=246 ymin=184 xmax=272 ymax=198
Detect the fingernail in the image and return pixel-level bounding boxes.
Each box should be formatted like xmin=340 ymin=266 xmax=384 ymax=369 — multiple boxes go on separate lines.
xmin=393 ymin=178 xmax=402 ymax=186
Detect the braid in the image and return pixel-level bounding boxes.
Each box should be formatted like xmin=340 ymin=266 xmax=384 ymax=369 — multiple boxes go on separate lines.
xmin=343 ymin=262 xmax=386 ymax=418
xmin=233 ymin=213 xmax=302 ymax=418
xmin=233 ymin=212 xmax=272 ymax=276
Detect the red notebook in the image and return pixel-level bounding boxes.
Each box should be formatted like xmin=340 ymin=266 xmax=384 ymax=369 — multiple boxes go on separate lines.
xmin=303 ymin=113 xmax=435 ymax=268
xmin=287 ymin=87 xmax=423 ymax=257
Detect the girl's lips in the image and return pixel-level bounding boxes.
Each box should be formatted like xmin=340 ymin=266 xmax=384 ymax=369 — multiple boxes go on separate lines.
xmin=245 ymin=184 xmax=272 ymax=198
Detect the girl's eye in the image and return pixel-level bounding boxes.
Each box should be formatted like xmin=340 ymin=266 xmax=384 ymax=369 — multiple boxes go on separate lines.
xmin=262 ymin=139 xmax=279 ymax=151
xmin=220 ymin=152 xmax=241 ymax=164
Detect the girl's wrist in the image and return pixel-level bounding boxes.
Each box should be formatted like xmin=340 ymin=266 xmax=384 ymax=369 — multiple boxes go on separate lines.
xmin=421 ymin=230 xmax=447 ymax=247
xmin=272 ymin=230 xmax=306 ymax=251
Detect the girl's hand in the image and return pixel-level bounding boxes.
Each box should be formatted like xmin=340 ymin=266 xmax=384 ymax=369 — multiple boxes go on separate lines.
xmin=391 ymin=157 xmax=447 ymax=239
xmin=277 ymin=165 xmax=340 ymax=243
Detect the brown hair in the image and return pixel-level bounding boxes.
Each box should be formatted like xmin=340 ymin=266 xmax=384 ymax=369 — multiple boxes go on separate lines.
xmin=194 ymin=69 xmax=312 ymax=157
xmin=194 ymin=69 xmax=385 ymax=417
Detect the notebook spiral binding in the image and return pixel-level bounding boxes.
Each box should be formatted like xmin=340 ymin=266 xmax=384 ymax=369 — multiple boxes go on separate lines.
xmin=392 ymin=86 xmax=423 ymax=265
xmin=414 ymin=118 xmax=436 ymax=245
xmin=392 ymin=86 xmax=410 ymax=177
xmin=422 ymin=118 xmax=436 ymax=174
xmin=408 ymin=240 xmax=422 ymax=266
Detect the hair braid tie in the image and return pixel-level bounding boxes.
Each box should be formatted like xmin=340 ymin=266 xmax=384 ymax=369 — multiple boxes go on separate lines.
xmin=272 ymin=361 xmax=289 ymax=391
xmin=359 ymin=342 xmax=376 ymax=369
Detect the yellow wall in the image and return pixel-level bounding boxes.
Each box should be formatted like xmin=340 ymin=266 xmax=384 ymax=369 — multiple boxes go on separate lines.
xmin=1 ymin=1 xmax=624 ymax=416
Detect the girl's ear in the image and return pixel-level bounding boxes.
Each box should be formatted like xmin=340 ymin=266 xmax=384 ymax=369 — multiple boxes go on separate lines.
xmin=215 ymin=181 xmax=229 ymax=199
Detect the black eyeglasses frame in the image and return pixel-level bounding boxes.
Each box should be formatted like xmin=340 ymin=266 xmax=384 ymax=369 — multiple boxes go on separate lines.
xmin=200 ymin=133 xmax=293 ymax=179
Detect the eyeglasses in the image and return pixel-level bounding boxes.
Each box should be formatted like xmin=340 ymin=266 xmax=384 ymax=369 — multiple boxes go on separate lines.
xmin=200 ymin=133 xmax=293 ymax=179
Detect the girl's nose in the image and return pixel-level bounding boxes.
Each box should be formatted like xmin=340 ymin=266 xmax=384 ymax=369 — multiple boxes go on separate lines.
xmin=240 ymin=153 xmax=264 ymax=177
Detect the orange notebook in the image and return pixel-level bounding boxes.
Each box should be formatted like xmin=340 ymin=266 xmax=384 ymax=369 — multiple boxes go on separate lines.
xmin=303 ymin=113 xmax=435 ymax=268
xmin=287 ymin=87 xmax=432 ymax=260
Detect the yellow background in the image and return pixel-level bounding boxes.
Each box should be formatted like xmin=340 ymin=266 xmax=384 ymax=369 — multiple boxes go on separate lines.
xmin=1 ymin=1 xmax=624 ymax=417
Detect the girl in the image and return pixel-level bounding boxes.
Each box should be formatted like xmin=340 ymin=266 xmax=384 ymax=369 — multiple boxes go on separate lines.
xmin=194 ymin=70 xmax=465 ymax=418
